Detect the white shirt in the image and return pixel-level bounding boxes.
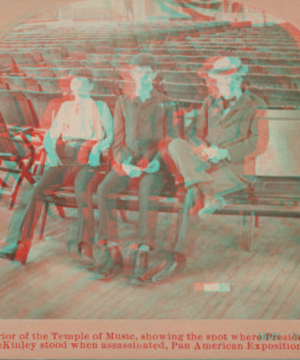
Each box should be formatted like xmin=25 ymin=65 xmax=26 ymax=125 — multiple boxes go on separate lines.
xmin=48 ymin=97 xmax=103 ymax=140
xmin=44 ymin=97 xmax=113 ymax=159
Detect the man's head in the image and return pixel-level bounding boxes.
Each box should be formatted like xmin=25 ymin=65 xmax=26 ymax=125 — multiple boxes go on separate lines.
xmin=128 ymin=54 xmax=157 ymax=98
xmin=198 ymin=57 xmax=248 ymax=99
xmin=69 ymin=68 xmax=93 ymax=96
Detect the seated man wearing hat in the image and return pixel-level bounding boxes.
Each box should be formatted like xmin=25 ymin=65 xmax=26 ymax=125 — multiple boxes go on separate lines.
xmin=91 ymin=54 xmax=167 ymax=285
xmin=167 ymin=56 xmax=267 ymax=215
xmin=0 ymin=69 xmax=113 ymax=264
xmin=159 ymin=56 xmax=267 ymax=273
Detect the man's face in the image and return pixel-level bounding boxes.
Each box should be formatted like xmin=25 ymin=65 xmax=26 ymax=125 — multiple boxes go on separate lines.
xmin=213 ymin=75 xmax=243 ymax=99
xmin=70 ymin=77 xmax=92 ymax=96
xmin=130 ymin=65 xmax=156 ymax=95
xmin=205 ymin=78 xmax=221 ymax=99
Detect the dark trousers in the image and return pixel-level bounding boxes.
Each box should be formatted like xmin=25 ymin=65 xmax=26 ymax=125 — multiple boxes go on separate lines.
xmin=5 ymin=164 xmax=100 ymax=250
xmin=97 ymin=169 xmax=165 ymax=250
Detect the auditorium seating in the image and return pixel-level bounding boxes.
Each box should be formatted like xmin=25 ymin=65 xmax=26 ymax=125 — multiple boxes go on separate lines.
xmin=0 ymin=20 xmax=300 ymax=244
xmin=0 ymin=110 xmax=36 ymax=208
xmin=0 ymin=90 xmax=38 ymax=127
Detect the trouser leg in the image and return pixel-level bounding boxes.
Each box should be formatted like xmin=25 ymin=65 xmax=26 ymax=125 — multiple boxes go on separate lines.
xmin=158 ymin=137 xmax=184 ymax=184
xmin=21 ymin=166 xmax=67 ymax=241
xmin=74 ymin=165 xmax=100 ymax=246
xmin=97 ymin=169 xmax=129 ymax=240
xmin=5 ymin=166 xmax=66 ymax=249
xmin=168 ymin=138 xmax=247 ymax=196
xmin=168 ymin=138 xmax=212 ymax=187
xmin=138 ymin=173 xmax=165 ymax=250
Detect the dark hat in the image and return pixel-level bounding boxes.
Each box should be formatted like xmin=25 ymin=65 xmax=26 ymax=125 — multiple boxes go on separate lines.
xmin=69 ymin=68 xmax=93 ymax=81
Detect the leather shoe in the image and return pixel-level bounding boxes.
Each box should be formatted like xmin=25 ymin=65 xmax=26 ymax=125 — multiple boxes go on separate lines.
xmin=78 ymin=242 xmax=94 ymax=266
xmin=123 ymin=244 xmax=150 ymax=286
xmin=93 ymin=242 xmax=123 ymax=281
xmin=147 ymin=250 xmax=187 ymax=284
xmin=0 ymin=242 xmax=30 ymax=265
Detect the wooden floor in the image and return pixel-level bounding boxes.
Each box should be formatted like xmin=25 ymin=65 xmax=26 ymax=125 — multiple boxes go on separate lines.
xmin=0 ymin=193 xmax=299 ymax=320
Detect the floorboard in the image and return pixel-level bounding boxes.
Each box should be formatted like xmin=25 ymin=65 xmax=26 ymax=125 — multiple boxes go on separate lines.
xmin=0 ymin=196 xmax=299 ymax=319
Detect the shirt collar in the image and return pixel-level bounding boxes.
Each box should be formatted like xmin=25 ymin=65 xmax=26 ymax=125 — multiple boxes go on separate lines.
xmin=131 ymin=90 xmax=158 ymax=104
xmin=211 ymin=88 xmax=245 ymax=109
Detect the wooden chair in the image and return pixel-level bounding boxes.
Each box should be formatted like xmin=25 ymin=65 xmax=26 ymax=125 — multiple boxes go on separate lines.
xmin=0 ymin=111 xmax=36 ymax=208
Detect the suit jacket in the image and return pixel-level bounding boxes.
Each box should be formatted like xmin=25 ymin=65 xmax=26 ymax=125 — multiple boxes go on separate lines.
xmin=186 ymin=90 xmax=268 ymax=188
xmin=113 ymin=91 xmax=167 ymax=165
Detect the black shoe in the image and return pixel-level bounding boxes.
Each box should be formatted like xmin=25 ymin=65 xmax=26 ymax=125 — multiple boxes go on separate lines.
xmin=150 ymin=251 xmax=187 ymax=284
xmin=85 ymin=240 xmax=110 ymax=272
xmin=0 ymin=243 xmax=29 ymax=265
xmin=123 ymin=244 xmax=150 ymax=286
xmin=67 ymin=240 xmax=80 ymax=258
xmin=78 ymin=242 xmax=94 ymax=266
xmin=95 ymin=244 xmax=123 ymax=281
xmin=0 ymin=245 xmax=17 ymax=261
xmin=122 ymin=243 xmax=138 ymax=281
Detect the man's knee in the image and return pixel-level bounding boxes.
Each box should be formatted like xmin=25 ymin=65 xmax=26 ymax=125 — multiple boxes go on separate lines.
xmin=74 ymin=176 xmax=89 ymax=199
xmin=97 ymin=183 xmax=107 ymax=199
xmin=97 ymin=178 xmax=114 ymax=199
xmin=33 ymin=182 xmax=46 ymax=198
xmin=139 ymin=174 xmax=164 ymax=198
xmin=168 ymin=138 xmax=189 ymax=157
xmin=158 ymin=137 xmax=173 ymax=153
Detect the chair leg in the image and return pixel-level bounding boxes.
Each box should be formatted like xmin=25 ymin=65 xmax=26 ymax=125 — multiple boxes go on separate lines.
xmin=39 ymin=201 xmax=49 ymax=240
xmin=0 ymin=177 xmax=8 ymax=189
xmin=239 ymin=211 xmax=255 ymax=252
xmin=107 ymin=207 xmax=118 ymax=221
xmin=119 ymin=209 xmax=128 ymax=222
xmin=10 ymin=175 xmax=23 ymax=209
xmin=255 ymin=215 xmax=259 ymax=228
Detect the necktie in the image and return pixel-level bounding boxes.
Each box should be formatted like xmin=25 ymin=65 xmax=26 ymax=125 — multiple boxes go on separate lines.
xmin=222 ymin=96 xmax=237 ymax=110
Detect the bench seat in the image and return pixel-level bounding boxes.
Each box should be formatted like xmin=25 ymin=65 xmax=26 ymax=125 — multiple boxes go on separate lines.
xmin=39 ymin=174 xmax=300 ymax=254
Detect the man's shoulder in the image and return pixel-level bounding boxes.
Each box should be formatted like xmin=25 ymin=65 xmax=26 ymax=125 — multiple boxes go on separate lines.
xmin=93 ymin=99 xmax=107 ymax=108
xmin=85 ymin=97 xmax=98 ymax=105
xmin=243 ymin=90 xmax=267 ymax=109
xmin=116 ymin=95 xmax=133 ymax=108
xmin=117 ymin=91 xmax=166 ymax=105
xmin=60 ymin=99 xmax=71 ymax=107
xmin=202 ymin=94 xmax=215 ymax=108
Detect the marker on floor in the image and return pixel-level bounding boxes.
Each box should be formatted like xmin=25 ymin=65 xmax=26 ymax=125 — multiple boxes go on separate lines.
xmin=194 ymin=283 xmax=231 ymax=292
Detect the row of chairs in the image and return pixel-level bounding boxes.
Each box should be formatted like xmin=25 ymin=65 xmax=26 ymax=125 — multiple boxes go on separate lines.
xmin=5 ymin=36 xmax=298 ymax=49
xmin=3 ymin=26 xmax=298 ymax=47
xmin=5 ymin=23 xmax=295 ymax=39
xmin=5 ymin=55 xmax=300 ymax=77
xmin=0 ymin=87 xmax=299 ymax=145
xmin=1 ymin=32 xmax=298 ymax=66
xmin=4 ymin=33 xmax=299 ymax=47
xmin=3 ymin=41 xmax=299 ymax=59
xmin=3 ymin=71 xmax=300 ymax=93
xmin=3 ymin=39 xmax=299 ymax=54
xmin=0 ymin=88 xmax=119 ymax=128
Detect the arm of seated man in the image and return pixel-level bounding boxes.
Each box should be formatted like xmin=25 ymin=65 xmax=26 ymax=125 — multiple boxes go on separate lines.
xmin=202 ymin=145 xmax=231 ymax=163
xmin=43 ymin=103 xmax=67 ymax=167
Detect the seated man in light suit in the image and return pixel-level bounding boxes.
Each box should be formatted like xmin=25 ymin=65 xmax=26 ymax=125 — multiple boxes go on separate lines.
xmin=0 ymin=68 xmax=113 ymax=264
xmin=169 ymin=56 xmax=267 ymax=215
xmin=155 ymin=56 xmax=268 ymax=282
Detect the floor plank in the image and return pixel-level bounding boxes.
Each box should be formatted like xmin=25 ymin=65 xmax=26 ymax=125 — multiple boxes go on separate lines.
xmin=0 ymin=197 xmax=299 ymax=319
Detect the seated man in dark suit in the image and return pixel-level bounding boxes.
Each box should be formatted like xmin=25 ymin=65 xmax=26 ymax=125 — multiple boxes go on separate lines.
xmin=92 ymin=54 xmax=167 ymax=285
